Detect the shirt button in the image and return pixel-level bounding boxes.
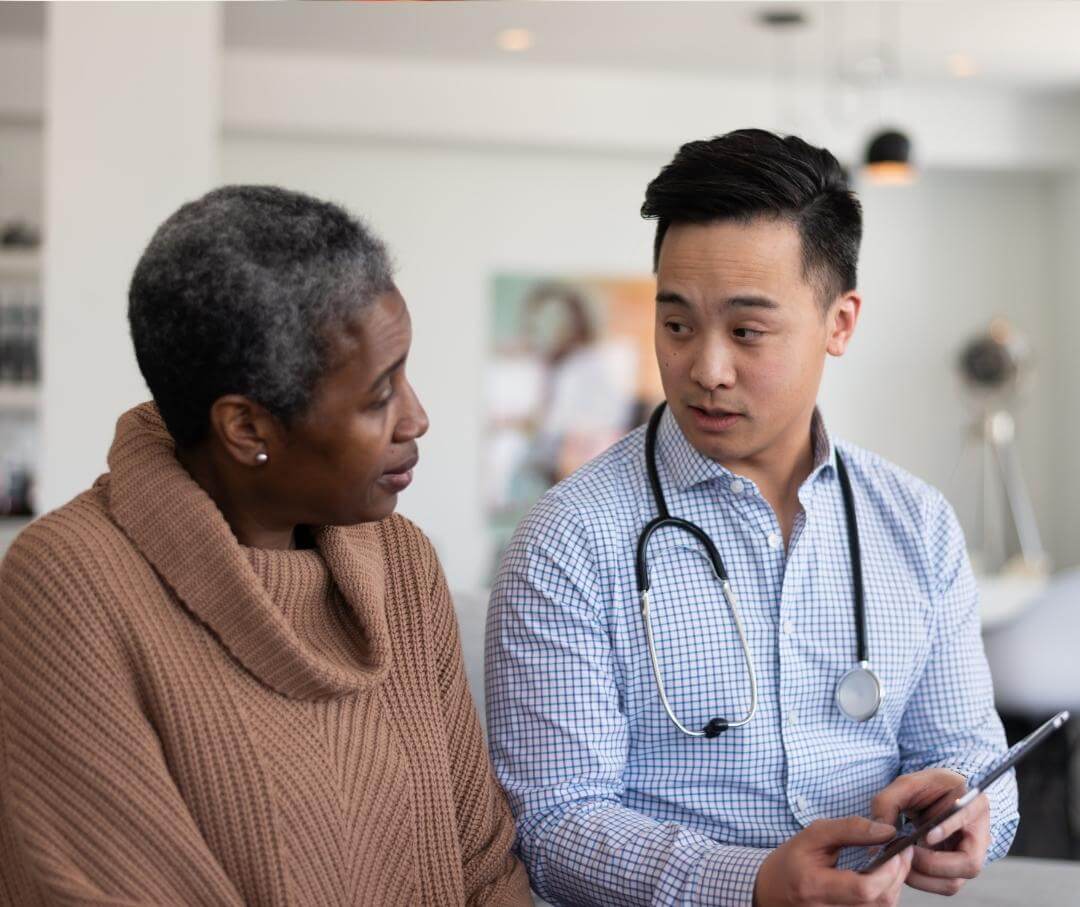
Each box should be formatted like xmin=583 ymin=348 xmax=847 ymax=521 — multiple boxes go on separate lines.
xmin=729 ymin=479 xmax=745 ymax=495
xmin=767 ymin=532 xmax=782 ymax=550
xmin=782 ymin=620 xmax=795 ymax=636
xmin=796 ymin=795 xmax=809 ymax=812
xmin=786 ymin=710 xmax=798 ymax=726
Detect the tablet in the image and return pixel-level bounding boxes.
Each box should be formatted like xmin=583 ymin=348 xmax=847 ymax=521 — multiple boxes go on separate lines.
xmin=859 ymin=709 xmax=1070 ymax=874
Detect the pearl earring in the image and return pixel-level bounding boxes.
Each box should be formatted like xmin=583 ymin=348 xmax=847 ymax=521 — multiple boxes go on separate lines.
xmin=255 ymin=452 xmax=269 ymax=465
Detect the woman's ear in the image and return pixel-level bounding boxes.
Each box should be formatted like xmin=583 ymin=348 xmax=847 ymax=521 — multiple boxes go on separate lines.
xmin=207 ymin=395 xmax=279 ymax=467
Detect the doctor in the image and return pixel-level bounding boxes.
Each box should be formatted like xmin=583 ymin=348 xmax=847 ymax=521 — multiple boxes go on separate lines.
xmin=486 ymin=129 xmax=1018 ymax=906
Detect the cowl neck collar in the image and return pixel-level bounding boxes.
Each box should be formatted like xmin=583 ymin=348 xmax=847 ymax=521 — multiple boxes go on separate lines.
xmin=105 ymin=403 xmax=391 ymax=700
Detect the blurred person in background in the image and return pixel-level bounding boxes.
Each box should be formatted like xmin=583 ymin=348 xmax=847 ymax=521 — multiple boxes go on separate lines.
xmin=486 ymin=130 xmax=1017 ymax=906
xmin=525 ymin=281 xmax=641 ymax=486
xmin=0 ymin=187 xmax=530 ymax=906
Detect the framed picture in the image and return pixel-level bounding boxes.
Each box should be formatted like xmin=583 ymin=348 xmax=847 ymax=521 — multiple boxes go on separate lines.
xmin=486 ymin=273 xmax=662 ymax=573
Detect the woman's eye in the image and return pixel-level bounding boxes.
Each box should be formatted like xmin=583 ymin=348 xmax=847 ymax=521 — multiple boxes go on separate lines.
xmin=371 ymin=389 xmax=394 ymax=410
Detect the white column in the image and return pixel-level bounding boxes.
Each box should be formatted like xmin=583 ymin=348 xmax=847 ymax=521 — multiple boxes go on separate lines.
xmin=1050 ymin=170 xmax=1080 ymax=572
xmin=41 ymin=2 xmax=220 ymax=511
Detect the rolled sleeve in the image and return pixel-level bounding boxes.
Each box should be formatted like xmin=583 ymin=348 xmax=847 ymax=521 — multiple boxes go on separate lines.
xmin=897 ymin=493 xmax=1019 ymax=862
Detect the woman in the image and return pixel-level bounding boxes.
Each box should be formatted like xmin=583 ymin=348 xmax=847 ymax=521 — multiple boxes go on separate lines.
xmin=0 ymin=187 xmax=531 ymax=905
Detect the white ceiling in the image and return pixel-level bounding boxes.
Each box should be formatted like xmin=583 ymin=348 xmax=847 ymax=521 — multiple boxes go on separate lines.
xmin=222 ymin=1 xmax=1080 ymax=89
xmin=4 ymin=1 xmax=1080 ymax=90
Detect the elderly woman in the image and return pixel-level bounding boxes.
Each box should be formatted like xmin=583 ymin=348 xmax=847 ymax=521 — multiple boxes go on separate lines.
xmin=0 ymin=187 xmax=531 ymax=905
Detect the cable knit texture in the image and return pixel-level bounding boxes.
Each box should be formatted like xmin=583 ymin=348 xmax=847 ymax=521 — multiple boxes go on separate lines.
xmin=0 ymin=403 xmax=530 ymax=906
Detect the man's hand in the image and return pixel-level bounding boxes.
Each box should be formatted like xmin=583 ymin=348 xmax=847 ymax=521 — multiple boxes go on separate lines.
xmin=753 ymin=817 xmax=913 ymax=906
xmin=870 ymin=768 xmax=991 ymax=896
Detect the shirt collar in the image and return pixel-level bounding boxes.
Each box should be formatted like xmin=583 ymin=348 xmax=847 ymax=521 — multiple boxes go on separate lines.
xmin=657 ymin=404 xmax=837 ymax=495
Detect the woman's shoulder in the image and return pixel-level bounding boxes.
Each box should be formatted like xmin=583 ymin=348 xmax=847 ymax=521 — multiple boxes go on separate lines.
xmin=0 ymin=485 xmax=140 ymax=654
xmin=1 ymin=484 xmax=131 ymax=588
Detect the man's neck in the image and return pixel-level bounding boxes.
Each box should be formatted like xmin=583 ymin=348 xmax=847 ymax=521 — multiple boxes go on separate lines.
xmin=724 ymin=413 xmax=818 ymax=548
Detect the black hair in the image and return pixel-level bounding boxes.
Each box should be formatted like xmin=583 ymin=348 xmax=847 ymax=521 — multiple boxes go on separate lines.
xmin=641 ymin=129 xmax=862 ymax=305
xmin=128 ymin=185 xmax=393 ymax=447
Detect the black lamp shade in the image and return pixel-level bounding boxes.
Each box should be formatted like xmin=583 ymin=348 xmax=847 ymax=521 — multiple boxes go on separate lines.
xmin=865 ymin=130 xmax=912 ymax=166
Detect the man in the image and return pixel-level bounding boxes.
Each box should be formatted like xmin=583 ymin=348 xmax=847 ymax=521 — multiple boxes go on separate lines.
xmin=485 ymin=130 xmax=1018 ymax=906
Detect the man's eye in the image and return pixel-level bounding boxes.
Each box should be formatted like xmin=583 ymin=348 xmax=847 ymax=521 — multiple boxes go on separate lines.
xmin=666 ymin=321 xmax=689 ymax=335
xmin=734 ymin=327 xmax=764 ymax=340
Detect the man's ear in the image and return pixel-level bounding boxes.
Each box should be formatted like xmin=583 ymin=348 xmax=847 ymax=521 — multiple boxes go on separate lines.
xmin=825 ymin=291 xmax=862 ymax=358
xmin=207 ymin=395 xmax=280 ymax=467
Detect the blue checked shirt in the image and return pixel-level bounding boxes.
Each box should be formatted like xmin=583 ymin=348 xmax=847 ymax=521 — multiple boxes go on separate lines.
xmin=486 ymin=406 xmax=1018 ymax=906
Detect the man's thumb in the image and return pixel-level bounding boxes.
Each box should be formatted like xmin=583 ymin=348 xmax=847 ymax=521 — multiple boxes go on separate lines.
xmin=808 ymin=816 xmax=897 ymax=849
xmin=870 ymin=776 xmax=921 ymax=827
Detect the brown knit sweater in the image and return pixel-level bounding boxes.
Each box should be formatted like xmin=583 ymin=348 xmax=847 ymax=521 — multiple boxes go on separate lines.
xmin=0 ymin=404 xmax=531 ymax=906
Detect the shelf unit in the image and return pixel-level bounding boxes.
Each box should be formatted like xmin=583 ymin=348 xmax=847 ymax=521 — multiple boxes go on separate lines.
xmin=0 ymin=383 xmax=39 ymax=411
xmin=0 ymin=247 xmax=42 ymax=528
xmin=0 ymin=248 xmax=41 ymax=279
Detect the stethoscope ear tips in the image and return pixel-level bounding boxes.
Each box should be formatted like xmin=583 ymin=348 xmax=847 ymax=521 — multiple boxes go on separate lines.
xmin=703 ymin=718 xmax=729 ymax=738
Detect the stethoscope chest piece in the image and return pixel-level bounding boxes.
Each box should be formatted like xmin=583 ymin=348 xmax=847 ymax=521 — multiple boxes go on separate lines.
xmin=835 ymin=661 xmax=883 ymax=722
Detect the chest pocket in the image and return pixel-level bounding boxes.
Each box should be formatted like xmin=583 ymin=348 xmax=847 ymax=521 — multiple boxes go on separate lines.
xmin=623 ymin=535 xmax=759 ymax=739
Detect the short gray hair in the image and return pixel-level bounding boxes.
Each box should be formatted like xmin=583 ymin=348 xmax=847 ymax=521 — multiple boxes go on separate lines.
xmin=129 ymin=185 xmax=394 ymax=446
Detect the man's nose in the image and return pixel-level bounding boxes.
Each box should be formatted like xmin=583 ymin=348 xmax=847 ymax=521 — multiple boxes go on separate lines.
xmin=688 ymin=338 xmax=737 ymax=391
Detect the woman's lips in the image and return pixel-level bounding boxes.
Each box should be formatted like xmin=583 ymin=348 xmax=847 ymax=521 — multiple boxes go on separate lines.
xmin=377 ymin=455 xmax=418 ymax=493
xmin=688 ymin=405 xmax=743 ymax=433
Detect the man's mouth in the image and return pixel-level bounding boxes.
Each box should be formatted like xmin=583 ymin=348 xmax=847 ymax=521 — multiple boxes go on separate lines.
xmin=687 ymin=404 xmax=744 ymax=432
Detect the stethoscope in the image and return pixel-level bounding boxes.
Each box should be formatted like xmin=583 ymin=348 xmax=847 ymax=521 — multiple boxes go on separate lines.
xmin=636 ymin=403 xmax=883 ymax=738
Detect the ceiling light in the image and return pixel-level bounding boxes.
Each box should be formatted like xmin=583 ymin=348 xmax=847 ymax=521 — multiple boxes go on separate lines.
xmin=948 ymin=53 xmax=978 ymax=79
xmin=497 ymin=28 xmax=532 ymax=53
xmin=864 ymin=129 xmax=917 ymax=186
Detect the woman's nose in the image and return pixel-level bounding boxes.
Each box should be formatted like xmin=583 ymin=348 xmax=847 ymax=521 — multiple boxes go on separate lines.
xmin=395 ymin=381 xmax=429 ymax=442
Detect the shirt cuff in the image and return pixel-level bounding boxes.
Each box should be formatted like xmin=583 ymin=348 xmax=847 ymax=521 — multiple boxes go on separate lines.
xmin=917 ymin=759 xmax=1019 ymax=863
xmin=693 ymin=844 xmax=771 ymax=907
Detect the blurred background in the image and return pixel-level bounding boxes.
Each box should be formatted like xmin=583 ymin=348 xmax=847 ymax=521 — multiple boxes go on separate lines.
xmin=1 ymin=0 xmax=1078 ymax=862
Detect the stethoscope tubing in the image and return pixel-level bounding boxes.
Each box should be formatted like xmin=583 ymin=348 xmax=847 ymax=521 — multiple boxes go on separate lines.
xmin=636 ymin=402 xmax=876 ymax=736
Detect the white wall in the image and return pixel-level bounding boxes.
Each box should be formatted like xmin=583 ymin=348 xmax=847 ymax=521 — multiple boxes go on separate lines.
xmin=40 ymin=4 xmax=221 ymax=510
xmin=823 ymin=171 xmax=1060 ymax=567
xmin=223 ymin=136 xmax=1073 ymax=593
xmin=222 ymin=48 xmax=1080 ymax=171
xmin=1048 ymin=173 xmax=1080 ymax=571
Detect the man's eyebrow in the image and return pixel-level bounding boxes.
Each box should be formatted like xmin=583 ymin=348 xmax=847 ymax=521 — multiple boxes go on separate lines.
xmin=727 ymin=294 xmax=780 ymax=310
xmin=656 ymin=291 xmax=690 ymax=306
xmin=368 ymin=354 xmax=407 ymax=392
xmin=656 ymin=291 xmax=780 ymax=310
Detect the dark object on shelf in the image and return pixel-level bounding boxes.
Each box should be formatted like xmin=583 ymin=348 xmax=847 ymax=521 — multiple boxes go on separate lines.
xmin=0 ymin=220 xmax=41 ymax=249
xmin=0 ymin=287 xmax=41 ymax=384
xmin=1002 ymin=710 xmax=1080 ymax=860
xmin=0 ymin=465 xmax=33 ymax=518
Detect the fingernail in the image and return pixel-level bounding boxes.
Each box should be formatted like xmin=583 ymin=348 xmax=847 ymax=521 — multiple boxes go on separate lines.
xmin=926 ymin=827 xmax=944 ymax=845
